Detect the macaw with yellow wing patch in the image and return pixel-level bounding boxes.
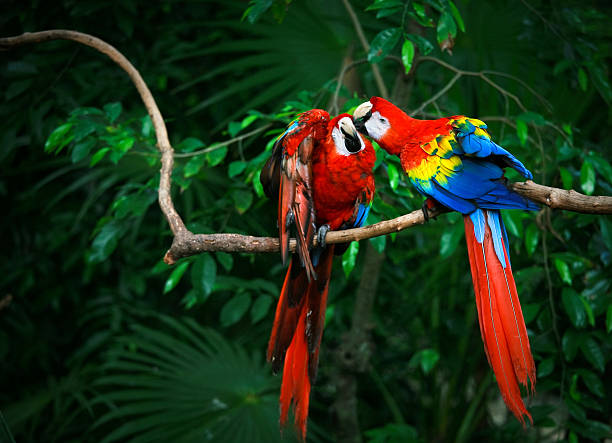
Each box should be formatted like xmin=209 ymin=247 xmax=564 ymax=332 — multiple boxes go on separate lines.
xmin=353 ymin=96 xmax=538 ymax=425
xmin=260 ymin=110 xmax=375 ymax=439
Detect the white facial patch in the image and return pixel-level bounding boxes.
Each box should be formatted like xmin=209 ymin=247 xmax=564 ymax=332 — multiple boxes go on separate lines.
xmin=332 ymin=117 xmax=365 ymax=156
xmin=364 ymin=111 xmax=390 ymax=141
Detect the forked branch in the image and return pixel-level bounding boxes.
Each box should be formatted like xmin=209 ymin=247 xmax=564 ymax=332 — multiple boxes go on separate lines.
xmin=2 ymin=30 xmax=611 ymax=266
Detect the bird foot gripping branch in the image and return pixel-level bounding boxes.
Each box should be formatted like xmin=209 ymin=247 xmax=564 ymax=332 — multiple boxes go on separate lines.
xmin=354 ymin=96 xmax=537 ymax=425
xmin=260 ymin=110 xmax=375 ymax=439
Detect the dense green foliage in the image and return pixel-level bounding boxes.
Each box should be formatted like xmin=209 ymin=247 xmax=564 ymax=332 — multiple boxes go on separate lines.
xmin=1 ymin=0 xmax=611 ymax=441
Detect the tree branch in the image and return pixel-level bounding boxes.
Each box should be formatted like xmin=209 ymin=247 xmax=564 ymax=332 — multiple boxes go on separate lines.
xmin=0 ymin=30 xmax=186 ymax=238
xmin=3 ymin=31 xmax=611 ymax=267
xmin=163 ymin=180 xmax=612 ymax=264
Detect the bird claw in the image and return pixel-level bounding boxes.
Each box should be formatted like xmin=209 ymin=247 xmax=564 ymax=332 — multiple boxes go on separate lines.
xmin=422 ymin=201 xmax=431 ymax=222
xmin=317 ymin=224 xmax=330 ymax=248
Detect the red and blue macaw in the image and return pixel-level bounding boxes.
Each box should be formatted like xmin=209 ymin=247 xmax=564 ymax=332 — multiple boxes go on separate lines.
xmin=353 ymin=97 xmax=537 ymax=424
xmin=260 ymin=110 xmax=376 ymax=439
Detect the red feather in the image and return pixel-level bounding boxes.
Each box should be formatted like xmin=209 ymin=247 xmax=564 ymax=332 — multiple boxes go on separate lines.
xmin=464 ymin=212 xmax=535 ymax=424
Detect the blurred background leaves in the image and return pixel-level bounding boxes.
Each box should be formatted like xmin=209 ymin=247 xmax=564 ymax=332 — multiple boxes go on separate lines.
xmin=1 ymin=0 xmax=611 ymax=441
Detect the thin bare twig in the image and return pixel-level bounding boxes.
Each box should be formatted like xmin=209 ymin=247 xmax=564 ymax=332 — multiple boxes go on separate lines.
xmin=341 ymin=0 xmax=389 ymax=99
xmin=173 ymin=124 xmax=272 ymax=158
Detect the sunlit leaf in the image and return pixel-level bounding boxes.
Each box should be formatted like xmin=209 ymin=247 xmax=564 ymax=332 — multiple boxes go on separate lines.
xmin=387 ymin=162 xmax=399 ymax=190
xmin=401 ymin=40 xmax=415 ymax=74
xmin=448 ymin=1 xmax=465 ymax=32
xmin=228 ymin=161 xmax=247 ymax=178
xmin=163 ymin=261 xmax=190 ymax=294
xmin=559 ymin=166 xmax=573 ymax=190
xmin=516 ymin=119 xmax=528 ymax=146
xmin=44 ymin=123 xmax=74 ymax=153
xmin=554 ymin=257 xmax=572 ymax=285
xmin=207 ymin=146 xmax=228 ymax=166
xmin=342 ymin=241 xmax=359 ymax=278
xmin=580 ymin=160 xmax=596 ymax=195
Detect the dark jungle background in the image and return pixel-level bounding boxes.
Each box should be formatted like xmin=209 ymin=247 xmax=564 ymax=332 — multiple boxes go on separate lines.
xmin=1 ymin=0 xmax=611 ymax=442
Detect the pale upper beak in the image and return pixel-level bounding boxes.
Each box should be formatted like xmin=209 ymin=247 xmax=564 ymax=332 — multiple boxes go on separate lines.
xmin=353 ymin=101 xmax=373 ymax=120
xmin=353 ymin=101 xmax=372 ymax=135
xmin=338 ymin=117 xmax=362 ymax=153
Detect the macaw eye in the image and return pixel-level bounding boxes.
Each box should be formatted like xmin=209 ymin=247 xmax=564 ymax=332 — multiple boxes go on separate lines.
xmin=379 ymin=117 xmax=387 ymax=123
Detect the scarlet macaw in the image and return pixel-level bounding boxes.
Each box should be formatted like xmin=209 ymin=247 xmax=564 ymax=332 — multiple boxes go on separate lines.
xmin=260 ymin=110 xmax=376 ymax=438
xmin=353 ymin=97 xmax=537 ymax=424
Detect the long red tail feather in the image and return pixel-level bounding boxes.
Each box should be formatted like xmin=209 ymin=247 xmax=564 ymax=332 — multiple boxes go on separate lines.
xmin=464 ymin=212 xmax=536 ymax=425
xmin=267 ymin=247 xmax=334 ymax=439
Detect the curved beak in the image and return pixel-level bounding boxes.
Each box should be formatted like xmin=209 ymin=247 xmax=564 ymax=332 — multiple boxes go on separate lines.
xmin=353 ymin=101 xmax=373 ymax=136
xmin=339 ymin=117 xmax=363 ymax=153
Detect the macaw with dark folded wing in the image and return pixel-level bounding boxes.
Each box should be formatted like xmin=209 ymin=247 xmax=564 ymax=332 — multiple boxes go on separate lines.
xmin=261 ymin=110 xmax=376 ymax=439
xmin=353 ymin=97 xmax=537 ymax=425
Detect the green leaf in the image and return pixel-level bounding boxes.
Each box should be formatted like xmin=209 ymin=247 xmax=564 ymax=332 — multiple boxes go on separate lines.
xmin=215 ymin=252 xmax=234 ymax=272
xmin=191 ymin=254 xmax=217 ymax=298
xmin=231 ymin=189 xmax=253 ymax=214
xmin=401 ymin=40 xmax=415 ymax=74
xmin=588 ymin=153 xmax=612 ymax=185
xmin=365 ymin=0 xmax=403 ymax=11
xmin=524 ymin=223 xmax=539 ymax=256
xmin=176 ymin=137 xmax=205 ymax=153
xmin=220 ymin=293 xmax=252 ymax=326
xmin=183 ymin=155 xmax=206 ymax=178
xmin=554 ymin=257 xmax=572 ymax=285
xmin=516 ymin=119 xmax=528 ymax=146
xmin=90 ymin=147 xmax=110 ymax=166
xmin=538 ymin=358 xmax=554 ymax=377
xmin=559 ymin=166 xmax=573 ymax=190
xmin=562 ymin=288 xmax=585 ymax=328
xmin=109 ymin=137 xmax=135 ymax=164
xmin=577 ymin=68 xmax=588 ymax=92
xmin=448 ymin=1 xmax=465 ymax=32
xmin=89 ymin=221 xmax=121 ymax=263
xmin=406 ymin=33 xmax=435 ymax=55
xmin=368 ymin=28 xmax=402 ymax=64
xmin=228 ymin=161 xmax=247 ymax=178
xmin=342 ymin=241 xmax=359 ymax=278
xmin=517 ymin=111 xmax=548 ymax=125
xmin=228 ymin=121 xmax=242 ymax=137
xmin=579 ymin=370 xmax=604 ymax=398
xmin=581 ymin=338 xmax=605 ymax=372
xmin=250 ymin=294 xmax=273 ymax=323
xmin=409 ymin=348 xmax=440 ymax=374
xmin=242 ymin=0 xmax=272 ymax=24
xmin=580 ymin=160 xmax=596 ymax=195
xmin=163 ymin=261 xmax=190 ymax=294
xmin=387 ymin=162 xmax=399 ymax=190
xmin=44 ymin=123 xmax=74 ymax=153
xmin=501 ymin=210 xmax=523 ymax=238
xmin=562 ymin=329 xmax=582 ymax=361
xmin=440 ymin=221 xmax=463 ymax=258
xmin=606 ymin=305 xmax=612 ymax=333
xmin=579 ymin=295 xmax=595 ymax=327
xmin=71 ymin=138 xmax=96 ymax=163
xmin=103 ymin=102 xmax=122 ymax=123
xmin=569 ymin=373 xmax=580 ymax=401
xmin=436 ymin=11 xmax=457 ymax=48
xmin=206 ymin=146 xmax=228 ymax=166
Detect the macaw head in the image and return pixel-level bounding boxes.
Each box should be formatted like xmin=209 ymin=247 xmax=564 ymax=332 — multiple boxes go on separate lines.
xmin=328 ymin=113 xmax=370 ymax=156
xmin=353 ymin=97 xmax=409 ymax=156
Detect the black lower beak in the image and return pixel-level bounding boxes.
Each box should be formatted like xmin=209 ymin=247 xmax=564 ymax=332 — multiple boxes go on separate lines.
xmin=341 ymin=127 xmax=363 ymax=153
xmin=353 ymin=111 xmax=371 ymax=136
